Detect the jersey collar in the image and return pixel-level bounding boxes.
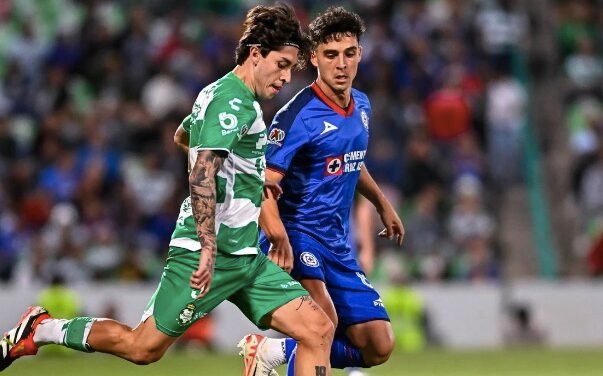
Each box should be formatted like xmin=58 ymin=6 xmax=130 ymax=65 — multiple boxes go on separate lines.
xmin=310 ymin=81 xmax=355 ymax=117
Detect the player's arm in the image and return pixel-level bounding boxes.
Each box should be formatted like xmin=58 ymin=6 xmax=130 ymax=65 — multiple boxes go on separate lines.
xmin=356 ymin=164 xmax=404 ymax=246
xmin=260 ymin=168 xmax=294 ymax=273
xmin=174 ymin=114 xmax=192 ymax=154
xmin=174 ymin=124 xmax=190 ymax=154
xmin=188 ymin=149 xmax=226 ymax=298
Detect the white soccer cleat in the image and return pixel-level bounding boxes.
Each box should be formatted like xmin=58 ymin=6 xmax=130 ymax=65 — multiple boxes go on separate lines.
xmin=237 ymin=334 xmax=279 ymax=376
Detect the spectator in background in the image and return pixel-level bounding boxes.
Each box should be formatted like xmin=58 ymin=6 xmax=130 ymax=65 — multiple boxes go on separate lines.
xmin=425 ymin=64 xmax=472 ymax=145
xmin=485 ymin=63 xmax=527 ymax=186
xmin=448 ymin=176 xmax=495 ymax=247
xmin=564 ymin=37 xmax=603 ymax=91
xmin=403 ymin=183 xmax=448 ymax=281
xmin=448 ymin=176 xmax=497 ymax=281
xmin=401 ymin=129 xmax=444 ymax=199
xmin=0 ymin=0 xmax=508 ymax=286
xmin=475 ymin=0 xmax=527 ymax=66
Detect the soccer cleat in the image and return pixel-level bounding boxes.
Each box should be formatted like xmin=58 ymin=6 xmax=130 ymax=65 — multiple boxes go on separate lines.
xmin=0 ymin=306 xmax=50 ymax=372
xmin=237 ymin=334 xmax=279 ymax=376
xmin=347 ymin=368 xmax=368 ymax=376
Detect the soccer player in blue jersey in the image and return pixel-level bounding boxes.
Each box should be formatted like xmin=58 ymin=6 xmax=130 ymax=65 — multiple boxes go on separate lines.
xmin=238 ymin=7 xmax=404 ymax=376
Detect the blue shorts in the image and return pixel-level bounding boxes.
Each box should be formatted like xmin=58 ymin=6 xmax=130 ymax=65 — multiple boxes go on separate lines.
xmin=260 ymin=230 xmax=389 ymax=330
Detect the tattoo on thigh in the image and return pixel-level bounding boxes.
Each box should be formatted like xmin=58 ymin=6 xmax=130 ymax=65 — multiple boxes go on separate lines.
xmin=315 ymin=366 xmax=326 ymax=376
xmin=296 ymin=295 xmax=312 ymax=311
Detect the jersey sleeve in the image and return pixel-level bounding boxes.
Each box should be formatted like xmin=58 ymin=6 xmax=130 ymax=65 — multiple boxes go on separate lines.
xmin=181 ymin=114 xmax=192 ymax=133
xmin=190 ymin=94 xmax=254 ymax=153
xmin=265 ymin=106 xmax=310 ymax=174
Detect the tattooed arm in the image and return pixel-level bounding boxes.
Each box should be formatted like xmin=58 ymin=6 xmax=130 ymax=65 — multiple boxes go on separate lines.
xmin=188 ymin=149 xmax=226 ymax=299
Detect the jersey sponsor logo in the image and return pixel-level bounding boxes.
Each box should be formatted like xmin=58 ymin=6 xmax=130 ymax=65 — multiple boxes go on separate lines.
xmin=361 ymin=110 xmax=369 ymax=130
xmin=324 ymin=156 xmax=343 ymax=176
xmin=300 ymin=251 xmax=319 ymax=267
xmin=356 ymin=272 xmax=374 ymax=288
xmin=178 ymin=303 xmax=195 ymax=326
xmin=320 ymin=121 xmax=338 ymax=135
xmin=280 ymin=280 xmax=301 ymax=289
xmin=373 ymin=298 xmax=384 ymax=307
xmin=324 ymin=149 xmax=367 ymax=176
xmin=268 ymin=128 xmax=285 ymax=146
xmin=219 ymin=112 xmax=238 ymax=134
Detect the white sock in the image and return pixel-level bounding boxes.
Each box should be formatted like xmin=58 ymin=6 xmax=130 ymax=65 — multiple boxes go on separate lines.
xmin=260 ymin=337 xmax=288 ymax=368
xmin=33 ymin=319 xmax=69 ymax=345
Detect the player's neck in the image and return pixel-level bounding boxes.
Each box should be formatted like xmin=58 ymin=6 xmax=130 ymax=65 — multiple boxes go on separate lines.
xmin=232 ymin=63 xmax=257 ymax=97
xmin=315 ymin=78 xmax=351 ymax=108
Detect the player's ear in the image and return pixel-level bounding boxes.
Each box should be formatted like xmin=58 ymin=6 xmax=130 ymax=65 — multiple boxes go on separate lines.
xmin=250 ymin=45 xmax=261 ymax=66
xmin=357 ymin=45 xmax=362 ymax=63
xmin=310 ymin=50 xmax=318 ymax=68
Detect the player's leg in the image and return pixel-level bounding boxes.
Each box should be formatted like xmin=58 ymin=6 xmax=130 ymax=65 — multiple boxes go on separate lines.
xmin=344 ymin=320 xmax=394 ymax=366
xmin=264 ymin=295 xmax=334 ymax=376
xmin=235 ymin=252 xmax=334 ymax=376
xmin=298 ymin=279 xmax=367 ymax=369
xmin=285 ymin=245 xmax=393 ymax=371
xmin=85 ymin=316 xmax=176 ymax=364
xmin=328 ymin=254 xmax=394 ymax=367
xmin=1 ymin=305 xmax=176 ymax=370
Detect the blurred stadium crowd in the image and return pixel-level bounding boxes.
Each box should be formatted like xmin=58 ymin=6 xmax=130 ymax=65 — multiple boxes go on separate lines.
xmin=558 ymin=0 xmax=603 ymax=276
xmin=0 ymin=0 xmax=537 ymax=285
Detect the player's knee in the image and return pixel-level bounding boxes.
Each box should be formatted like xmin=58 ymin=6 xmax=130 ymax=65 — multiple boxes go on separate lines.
xmin=297 ymin=312 xmax=335 ymax=347
xmin=362 ymin=337 xmax=394 ymax=366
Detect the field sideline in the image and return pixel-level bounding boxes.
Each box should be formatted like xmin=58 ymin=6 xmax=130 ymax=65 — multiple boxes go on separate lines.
xmin=4 ymin=347 xmax=603 ymax=376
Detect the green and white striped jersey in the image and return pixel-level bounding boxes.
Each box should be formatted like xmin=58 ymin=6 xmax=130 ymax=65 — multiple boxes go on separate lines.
xmin=169 ymin=72 xmax=268 ymax=255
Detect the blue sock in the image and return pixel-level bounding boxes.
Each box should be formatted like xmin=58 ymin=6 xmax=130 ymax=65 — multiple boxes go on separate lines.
xmin=330 ymin=336 xmax=366 ymax=369
xmin=285 ymin=335 xmax=365 ymax=375
xmin=284 ymin=337 xmax=296 ymax=361
xmin=286 ymin=348 xmax=296 ymax=376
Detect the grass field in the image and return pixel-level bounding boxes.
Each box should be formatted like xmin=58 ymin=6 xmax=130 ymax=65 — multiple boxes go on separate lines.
xmin=4 ymin=347 xmax=603 ymax=376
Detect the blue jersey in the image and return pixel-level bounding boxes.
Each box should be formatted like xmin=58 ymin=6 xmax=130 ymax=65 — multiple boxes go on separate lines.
xmin=265 ymin=82 xmax=370 ymax=253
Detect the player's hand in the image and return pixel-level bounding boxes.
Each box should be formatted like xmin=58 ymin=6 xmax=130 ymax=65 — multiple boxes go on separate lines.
xmin=377 ymin=206 xmax=405 ymax=246
xmin=263 ymin=179 xmax=283 ymax=201
xmin=267 ymin=236 xmax=294 ymax=273
xmin=190 ymin=248 xmax=215 ymax=299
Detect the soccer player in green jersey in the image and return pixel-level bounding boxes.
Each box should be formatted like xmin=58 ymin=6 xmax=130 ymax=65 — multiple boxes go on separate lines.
xmin=0 ymin=5 xmax=334 ymax=376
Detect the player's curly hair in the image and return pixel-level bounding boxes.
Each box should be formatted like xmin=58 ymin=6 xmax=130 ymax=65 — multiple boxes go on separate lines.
xmin=309 ymin=6 xmax=365 ymax=49
xmin=235 ymin=4 xmax=310 ymax=69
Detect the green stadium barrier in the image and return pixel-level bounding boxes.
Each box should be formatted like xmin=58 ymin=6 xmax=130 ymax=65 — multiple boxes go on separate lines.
xmin=511 ymin=49 xmax=559 ymax=278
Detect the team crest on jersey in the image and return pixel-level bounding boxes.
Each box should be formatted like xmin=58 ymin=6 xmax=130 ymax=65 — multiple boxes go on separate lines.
xmin=356 ymin=272 xmax=373 ymax=288
xmin=300 ymin=252 xmax=319 ymax=267
xmin=178 ymin=304 xmax=195 ymax=326
xmin=240 ymin=124 xmax=249 ymax=136
xmin=360 ymin=110 xmax=369 ymax=130
xmin=324 ymin=156 xmax=343 ymax=176
xmin=268 ymin=128 xmax=285 ymax=146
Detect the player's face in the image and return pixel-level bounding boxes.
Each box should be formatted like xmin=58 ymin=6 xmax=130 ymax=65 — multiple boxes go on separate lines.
xmin=253 ymin=46 xmax=299 ymax=100
xmin=311 ymin=34 xmax=362 ymax=94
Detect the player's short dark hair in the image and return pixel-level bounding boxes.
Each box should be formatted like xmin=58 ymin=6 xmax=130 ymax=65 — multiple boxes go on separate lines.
xmin=235 ymin=4 xmax=309 ymax=69
xmin=309 ymin=7 xmax=365 ymax=49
